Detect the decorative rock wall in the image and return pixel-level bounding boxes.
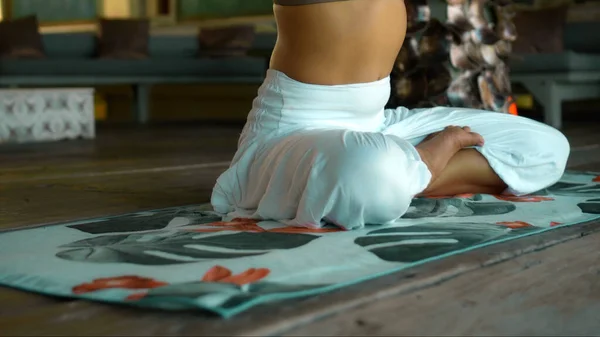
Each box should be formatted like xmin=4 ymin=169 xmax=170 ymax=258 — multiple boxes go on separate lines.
xmin=388 ymin=0 xmax=518 ymax=114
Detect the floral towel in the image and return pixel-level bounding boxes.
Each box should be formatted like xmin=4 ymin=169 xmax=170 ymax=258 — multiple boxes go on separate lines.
xmin=0 ymin=171 xmax=599 ymax=318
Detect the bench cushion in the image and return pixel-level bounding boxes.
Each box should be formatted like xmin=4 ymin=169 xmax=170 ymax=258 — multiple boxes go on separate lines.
xmin=41 ymin=32 xmax=275 ymax=59
xmin=0 ymin=57 xmax=266 ymax=77
xmin=564 ymin=22 xmax=600 ymax=54
xmin=510 ymin=51 xmax=600 ymax=73
xmin=42 ymin=33 xmax=201 ymax=59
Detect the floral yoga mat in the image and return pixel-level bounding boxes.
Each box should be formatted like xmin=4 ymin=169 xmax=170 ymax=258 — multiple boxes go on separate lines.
xmin=1 ymin=171 xmax=599 ymax=318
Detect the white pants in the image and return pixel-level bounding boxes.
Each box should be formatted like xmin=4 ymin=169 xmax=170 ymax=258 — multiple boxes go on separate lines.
xmin=211 ymin=70 xmax=570 ymax=230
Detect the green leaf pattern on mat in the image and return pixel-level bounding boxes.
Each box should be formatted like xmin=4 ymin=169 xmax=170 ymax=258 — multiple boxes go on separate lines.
xmin=138 ymin=281 xmax=330 ymax=310
xmin=2 ymin=172 xmax=599 ymax=317
xmin=403 ymin=194 xmax=516 ymax=219
xmin=56 ymin=231 xmax=320 ymax=265
xmin=545 ymin=178 xmax=600 ymax=214
xmin=578 ymin=198 xmax=600 ymax=214
xmin=355 ymin=222 xmax=516 ymax=263
xmin=67 ymin=208 xmax=222 ymax=234
xmin=546 ymin=181 xmax=600 ymax=197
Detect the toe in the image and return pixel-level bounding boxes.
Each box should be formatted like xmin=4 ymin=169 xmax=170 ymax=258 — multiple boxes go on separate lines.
xmin=470 ymin=132 xmax=485 ymax=146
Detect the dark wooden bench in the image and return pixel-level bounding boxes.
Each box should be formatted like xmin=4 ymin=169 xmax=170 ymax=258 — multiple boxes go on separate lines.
xmin=510 ymin=22 xmax=600 ymax=129
xmin=0 ymin=32 xmax=277 ymax=124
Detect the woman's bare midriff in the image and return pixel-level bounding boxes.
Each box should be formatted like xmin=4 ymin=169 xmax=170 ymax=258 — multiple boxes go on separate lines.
xmin=269 ymin=0 xmax=507 ymax=196
xmin=270 ymin=0 xmax=407 ymax=85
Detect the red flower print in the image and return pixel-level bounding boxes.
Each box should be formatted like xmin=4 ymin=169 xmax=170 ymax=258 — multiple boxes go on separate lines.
xmin=593 ymin=176 xmax=600 ymax=183
xmin=201 ymin=265 xmax=270 ymax=286
xmin=550 ymin=222 xmax=563 ymax=227
xmin=125 ymin=292 xmax=148 ymax=301
xmin=494 ymin=195 xmax=554 ymax=202
xmin=426 ymin=193 xmax=475 ymax=199
xmin=201 ymin=265 xmax=233 ymax=282
xmin=190 ymin=218 xmax=344 ymax=234
xmin=127 ymin=266 xmax=271 ymax=301
xmin=497 ymin=221 xmax=533 ymax=229
xmin=73 ymin=276 xmax=168 ymax=294
xmin=269 ymin=226 xmax=345 ymax=234
xmin=192 ymin=218 xmax=265 ymax=233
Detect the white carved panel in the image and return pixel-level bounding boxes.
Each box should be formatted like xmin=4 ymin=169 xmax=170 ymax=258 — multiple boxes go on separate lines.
xmin=0 ymin=88 xmax=95 ymax=144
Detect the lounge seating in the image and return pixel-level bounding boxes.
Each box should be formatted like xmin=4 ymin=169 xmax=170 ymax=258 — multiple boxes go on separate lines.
xmin=0 ymin=32 xmax=276 ymax=123
xmin=510 ymin=22 xmax=600 ymax=129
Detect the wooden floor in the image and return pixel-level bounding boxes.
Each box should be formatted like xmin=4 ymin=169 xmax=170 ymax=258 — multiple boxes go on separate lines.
xmin=1 ymin=121 xmax=600 ymax=336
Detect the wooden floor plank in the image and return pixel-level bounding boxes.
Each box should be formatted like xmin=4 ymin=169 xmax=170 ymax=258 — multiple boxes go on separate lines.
xmin=284 ymin=229 xmax=600 ymax=336
xmin=0 ymin=122 xmax=599 ymax=335
xmin=1 ymin=218 xmax=598 ymax=336
xmin=0 ymin=165 xmax=227 ymax=229
xmin=0 ymin=125 xmax=239 ymax=179
xmin=0 ymin=125 xmax=239 ymax=229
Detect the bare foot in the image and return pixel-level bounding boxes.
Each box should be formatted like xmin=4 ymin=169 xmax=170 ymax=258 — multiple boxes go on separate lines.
xmin=416 ymin=126 xmax=484 ymax=182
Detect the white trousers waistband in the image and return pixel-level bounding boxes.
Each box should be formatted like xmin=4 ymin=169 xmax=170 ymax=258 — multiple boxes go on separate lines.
xmin=246 ymin=69 xmax=391 ymax=134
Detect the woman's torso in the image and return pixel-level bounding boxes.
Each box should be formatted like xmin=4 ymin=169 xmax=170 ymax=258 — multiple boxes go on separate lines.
xmin=270 ymin=0 xmax=407 ymax=85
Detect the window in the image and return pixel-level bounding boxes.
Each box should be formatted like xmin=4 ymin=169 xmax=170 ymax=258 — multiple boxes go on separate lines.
xmin=145 ymin=0 xmax=177 ymax=24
